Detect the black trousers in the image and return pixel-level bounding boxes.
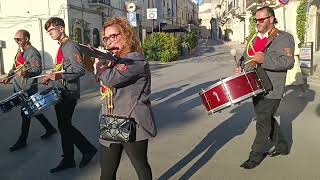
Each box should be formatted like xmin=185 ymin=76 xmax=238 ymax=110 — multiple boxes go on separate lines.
xmin=18 ymin=109 xmax=55 ymax=142
xmin=54 ymin=96 xmax=95 ymax=161
xmin=100 ymin=140 xmax=152 ymax=180
xmin=249 ymin=95 xmax=288 ymax=161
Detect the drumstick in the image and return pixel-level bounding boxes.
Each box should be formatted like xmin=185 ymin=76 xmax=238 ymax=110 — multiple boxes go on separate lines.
xmin=4 ymin=66 xmax=33 ymax=80
xmin=0 ymin=82 xmax=12 ymax=85
xmin=0 ymin=82 xmax=47 ymax=85
xmin=29 ymin=70 xmax=65 ymax=79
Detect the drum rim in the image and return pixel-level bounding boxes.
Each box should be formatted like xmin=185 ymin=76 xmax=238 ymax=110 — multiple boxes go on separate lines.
xmin=199 ymin=81 xmax=223 ymax=95
xmin=208 ymin=101 xmax=232 ymax=114
xmin=222 ymin=70 xmax=256 ymax=83
xmin=231 ymin=89 xmax=265 ymax=104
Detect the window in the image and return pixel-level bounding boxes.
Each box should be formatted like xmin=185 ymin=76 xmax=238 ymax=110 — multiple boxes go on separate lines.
xmin=93 ymin=28 xmax=100 ymax=48
xmin=83 ymin=29 xmax=90 ymax=45
xmin=74 ymin=28 xmax=82 ymax=43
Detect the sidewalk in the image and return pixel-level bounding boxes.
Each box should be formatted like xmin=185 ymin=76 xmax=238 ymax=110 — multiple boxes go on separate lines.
xmin=305 ymin=51 xmax=320 ymax=87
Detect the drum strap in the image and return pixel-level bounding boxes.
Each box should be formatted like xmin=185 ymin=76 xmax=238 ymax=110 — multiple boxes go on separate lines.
xmin=263 ymin=27 xmax=279 ymax=52
xmin=256 ymin=28 xmax=279 ymax=92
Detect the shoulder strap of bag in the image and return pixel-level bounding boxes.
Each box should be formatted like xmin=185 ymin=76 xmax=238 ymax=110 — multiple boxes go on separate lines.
xmin=126 ymin=79 xmax=148 ymax=118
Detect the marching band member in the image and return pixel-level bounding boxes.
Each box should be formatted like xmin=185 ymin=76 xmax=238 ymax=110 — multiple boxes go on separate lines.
xmin=1 ymin=29 xmax=56 ymax=152
xmin=43 ymin=17 xmax=97 ymax=173
xmin=236 ymin=6 xmax=294 ymax=169
xmin=96 ymin=17 xmax=157 ymax=180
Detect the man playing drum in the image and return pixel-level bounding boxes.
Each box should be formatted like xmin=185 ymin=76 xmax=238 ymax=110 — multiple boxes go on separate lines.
xmin=42 ymin=17 xmax=97 ymax=173
xmin=235 ymin=6 xmax=294 ymax=169
xmin=1 ymin=30 xmax=57 ymax=152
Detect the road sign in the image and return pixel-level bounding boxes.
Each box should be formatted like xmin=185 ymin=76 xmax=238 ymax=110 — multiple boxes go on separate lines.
xmin=127 ymin=12 xmax=137 ymax=27
xmin=300 ymin=42 xmax=314 ymax=75
xmin=147 ymin=8 xmax=157 ymax=20
xmin=126 ymin=2 xmax=136 ymax=12
xmin=278 ymin=0 xmax=289 ymax=5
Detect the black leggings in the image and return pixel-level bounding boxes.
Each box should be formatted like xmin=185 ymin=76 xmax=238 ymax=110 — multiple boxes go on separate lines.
xmin=100 ymin=139 xmax=152 ymax=180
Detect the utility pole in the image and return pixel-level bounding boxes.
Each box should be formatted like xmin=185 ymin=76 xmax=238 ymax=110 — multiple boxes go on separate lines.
xmin=152 ymin=0 xmax=154 ymax=33
xmin=282 ymin=5 xmax=286 ymax=31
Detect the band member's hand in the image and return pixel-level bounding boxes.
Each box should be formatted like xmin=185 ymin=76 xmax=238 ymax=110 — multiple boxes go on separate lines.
xmin=42 ymin=73 xmax=62 ymax=85
xmin=234 ymin=67 xmax=242 ymax=74
xmin=0 ymin=78 xmax=10 ymax=84
xmin=95 ymin=62 xmax=107 ymax=76
xmin=248 ymin=60 xmax=257 ymax=67
xmin=95 ymin=60 xmax=114 ymax=76
xmin=98 ymin=59 xmax=115 ymax=68
xmin=42 ymin=75 xmax=51 ymax=85
xmin=18 ymin=70 xmax=27 ymax=77
xmin=253 ymin=52 xmax=265 ymax=64
xmin=50 ymin=73 xmax=63 ymax=81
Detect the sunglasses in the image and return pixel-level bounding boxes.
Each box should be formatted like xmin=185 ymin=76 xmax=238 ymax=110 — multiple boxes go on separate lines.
xmin=14 ymin=38 xmax=24 ymax=42
xmin=254 ymin=16 xmax=271 ymax=23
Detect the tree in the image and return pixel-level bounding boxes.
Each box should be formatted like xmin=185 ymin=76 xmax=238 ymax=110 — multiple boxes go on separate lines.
xmin=296 ymin=0 xmax=308 ymax=45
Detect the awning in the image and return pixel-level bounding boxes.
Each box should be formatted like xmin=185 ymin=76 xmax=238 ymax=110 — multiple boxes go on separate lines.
xmin=160 ymin=24 xmax=186 ymax=32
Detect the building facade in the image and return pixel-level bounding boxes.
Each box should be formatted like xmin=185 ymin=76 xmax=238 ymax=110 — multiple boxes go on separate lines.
xmin=0 ymin=0 xmax=126 ymax=73
xmin=0 ymin=0 xmax=200 ymax=74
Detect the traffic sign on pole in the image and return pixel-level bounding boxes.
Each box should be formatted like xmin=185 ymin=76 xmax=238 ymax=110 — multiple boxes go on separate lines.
xmin=147 ymin=8 xmax=157 ymax=20
xmin=278 ymin=0 xmax=289 ymax=5
xmin=127 ymin=12 xmax=137 ymax=27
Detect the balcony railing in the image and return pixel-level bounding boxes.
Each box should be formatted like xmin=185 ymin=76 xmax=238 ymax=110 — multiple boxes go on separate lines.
xmin=88 ymin=0 xmax=110 ymax=6
xmin=228 ymin=2 xmax=234 ymax=12
xmin=246 ymin=0 xmax=276 ymax=9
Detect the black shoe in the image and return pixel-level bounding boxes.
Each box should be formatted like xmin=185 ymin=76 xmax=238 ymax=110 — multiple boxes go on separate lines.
xmin=240 ymin=159 xmax=262 ymax=169
xmin=50 ymin=159 xmax=76 ymax=173
xmin=41 ymin=128 xmax=57 ymax=139
xmin=9 ymin=141 xmax=27 ymax=152
xmin=268 ymin=149 xmax=289 ymax=157
xmin=79 ymin=148 xmax=97 ymax=168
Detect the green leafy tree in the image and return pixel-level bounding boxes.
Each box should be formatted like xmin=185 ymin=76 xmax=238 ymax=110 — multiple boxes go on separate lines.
xmin=296 ymin=0 xmax=308 ymax=45
xmin=184 ymin=28 xmax=200 ymax=49
xmin=246 ymin=16 xmax=256 ymax=42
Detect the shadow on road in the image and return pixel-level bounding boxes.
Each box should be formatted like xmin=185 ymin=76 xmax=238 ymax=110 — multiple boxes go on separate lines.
xmin=158 ymin=102 xmax=254 ymax=180
xmin=279 ymin=84 xmax=315 ymax=151
xmin=152 ymin=80 xmax=220 ymax=131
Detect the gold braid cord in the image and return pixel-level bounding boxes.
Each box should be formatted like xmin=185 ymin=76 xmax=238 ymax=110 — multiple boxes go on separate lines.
xmin=13 ymin=49 xmax=26 ymax=72
xmin=246 ymin=33 xmax=257 ymax=58
xmin=245 ymin=27 xmax=278 ymax=63
xmin=100 ymin=82 xmax=114 ymax=114
xmin=54 ymin=63 xmax=63 ymax=72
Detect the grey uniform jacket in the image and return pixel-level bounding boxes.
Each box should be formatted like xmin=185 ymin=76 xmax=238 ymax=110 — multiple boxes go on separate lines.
xmin=51 ymin=39 xmax=85 ymax=99
xmin=99 ymin=52 xmax=157 ymax=146
xmin=241 ymin=30 xmax=295 ymax=99
xmin=8 ymin=46 xmax=42 ymax=95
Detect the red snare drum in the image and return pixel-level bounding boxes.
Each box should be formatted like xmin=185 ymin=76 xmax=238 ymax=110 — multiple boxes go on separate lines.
xmin=199 ymin=71 xmax=265 ymax=114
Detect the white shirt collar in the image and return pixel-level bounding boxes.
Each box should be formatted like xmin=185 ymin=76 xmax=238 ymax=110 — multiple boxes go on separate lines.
xmin=257 ymin=28 xmax=272 ymax=39
xmin=257 ymin=32 xmax=268 ymax=39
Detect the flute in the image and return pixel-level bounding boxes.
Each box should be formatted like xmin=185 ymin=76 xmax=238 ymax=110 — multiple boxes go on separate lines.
xmin=78 ymin=43 xmax=118 ymax=61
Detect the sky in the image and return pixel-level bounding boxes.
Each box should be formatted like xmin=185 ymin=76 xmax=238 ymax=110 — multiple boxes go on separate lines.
xmin=193 ymin=0 xmax=204 ymax=5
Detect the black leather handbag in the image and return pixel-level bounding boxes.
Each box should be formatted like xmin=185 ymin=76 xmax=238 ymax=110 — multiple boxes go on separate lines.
xmin=99 ymin=114 xmax=136 ymax=143
xmin=99 ymin=81 xmax=146 ymax=143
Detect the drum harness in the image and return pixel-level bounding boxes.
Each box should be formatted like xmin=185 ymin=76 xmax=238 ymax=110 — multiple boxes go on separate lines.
xmin=242 ymin=28 xmax=279 ymax=94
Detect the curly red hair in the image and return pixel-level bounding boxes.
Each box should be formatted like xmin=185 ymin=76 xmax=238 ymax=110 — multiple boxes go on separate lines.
xmin=102 ymin=17 xmax=142 ymax=54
